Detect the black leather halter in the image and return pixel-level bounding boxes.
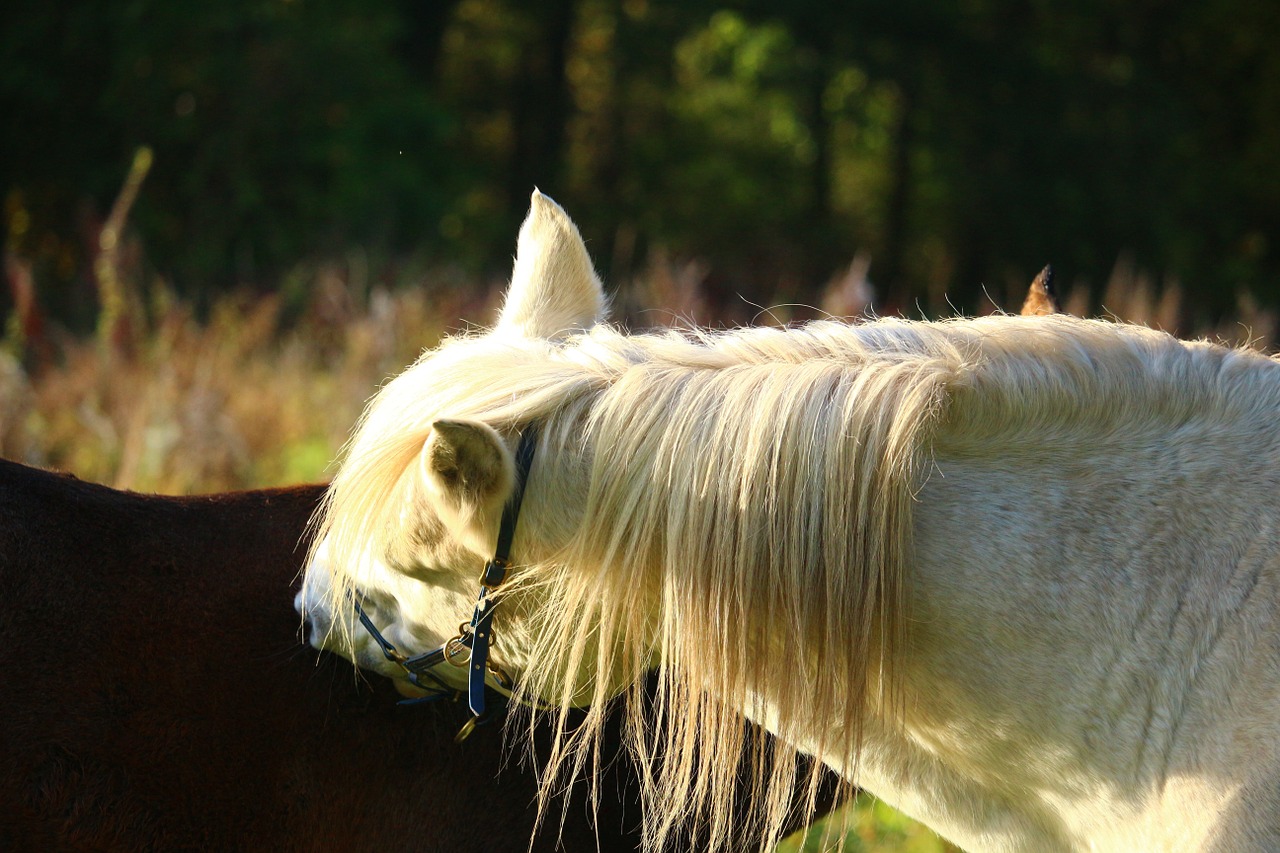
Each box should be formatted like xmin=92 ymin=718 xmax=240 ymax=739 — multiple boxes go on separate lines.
xmin=352 ymin=426 xmax=538 ymax=735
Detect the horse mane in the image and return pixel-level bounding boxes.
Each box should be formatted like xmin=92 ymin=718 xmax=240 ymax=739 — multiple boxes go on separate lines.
xmin=315 ymin=312 xmax=1280 ymax=851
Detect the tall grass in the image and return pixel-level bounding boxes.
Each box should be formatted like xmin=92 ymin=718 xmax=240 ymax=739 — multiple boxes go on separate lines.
xmin=5 ymin=217 xmax=1272 ymax=495
xmin=0 ymin=262 xmax=506 ymax=492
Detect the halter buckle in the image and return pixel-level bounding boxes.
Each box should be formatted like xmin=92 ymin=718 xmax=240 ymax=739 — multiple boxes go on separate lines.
xmin=480 ymin=557 xmax=510 ymax=588
xmin=443 ymin=635 xmax=471 ymax=667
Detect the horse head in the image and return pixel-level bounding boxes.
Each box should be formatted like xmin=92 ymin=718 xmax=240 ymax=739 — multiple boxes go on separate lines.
xmin=297 ymin=191 xmax=622 ymax=705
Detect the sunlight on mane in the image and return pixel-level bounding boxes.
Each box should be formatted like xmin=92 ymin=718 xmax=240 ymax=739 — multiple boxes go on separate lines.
xmin=311 ymin=300 xmax=1280 ymax=851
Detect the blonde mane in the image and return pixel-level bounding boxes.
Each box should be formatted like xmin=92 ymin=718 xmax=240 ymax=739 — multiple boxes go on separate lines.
xmin=313 ymin=310 xmax=1280 ymax=851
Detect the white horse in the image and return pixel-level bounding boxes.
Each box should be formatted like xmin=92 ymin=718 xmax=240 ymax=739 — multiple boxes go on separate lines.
xmin=299 ymin=192 xmax=1280 ymax=852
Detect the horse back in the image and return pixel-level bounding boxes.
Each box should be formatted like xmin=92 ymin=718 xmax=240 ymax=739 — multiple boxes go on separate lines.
xmin=0 ymin=459 xmax=642 ymax=851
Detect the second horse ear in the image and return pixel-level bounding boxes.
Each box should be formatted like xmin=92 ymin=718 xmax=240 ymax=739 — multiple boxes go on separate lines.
xmin=1020 ymin=265 xmax=1061 ymax=316
xmin=496 ymin=190 xmax=607 ymax=340
xmin=421 ymin=420 xmax=514 ymax=515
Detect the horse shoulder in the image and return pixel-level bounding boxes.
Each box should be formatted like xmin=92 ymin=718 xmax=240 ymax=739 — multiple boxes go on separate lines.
xmin=884 ymin=406 xmax=1280 ymax=849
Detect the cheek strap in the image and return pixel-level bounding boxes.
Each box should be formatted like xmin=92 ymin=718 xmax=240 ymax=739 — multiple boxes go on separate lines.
xmin=464 ymin=424 xmax=538 ymax=716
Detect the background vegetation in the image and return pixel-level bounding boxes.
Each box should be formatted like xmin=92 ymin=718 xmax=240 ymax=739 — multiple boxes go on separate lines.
xmin=5 ymin=2 xmax=1279 ymax=850
xmin=6 ymin=0 xmax=1280 ymax=327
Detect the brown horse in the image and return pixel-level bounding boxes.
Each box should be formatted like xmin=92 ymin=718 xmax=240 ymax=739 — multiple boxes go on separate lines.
xmin=0 ymin=459 xmax=653 ymax=851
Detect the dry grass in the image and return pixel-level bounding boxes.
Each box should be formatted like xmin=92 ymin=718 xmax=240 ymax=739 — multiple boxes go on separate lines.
xmin=6 ymin=240 xmax=1271 ymax=496
xmin=0 ymin=262 xmax=502 ymax=492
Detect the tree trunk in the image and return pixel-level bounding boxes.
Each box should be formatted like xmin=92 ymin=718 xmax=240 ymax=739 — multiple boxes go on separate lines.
xmin=507 ymin=0 xmax=577 ymax=217
xmin=881 ymin=82 xmax=915 ymax=303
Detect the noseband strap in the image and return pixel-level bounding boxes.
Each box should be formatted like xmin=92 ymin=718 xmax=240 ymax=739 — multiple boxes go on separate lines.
xmin=352 ymin=425 xmax=538 ymax=732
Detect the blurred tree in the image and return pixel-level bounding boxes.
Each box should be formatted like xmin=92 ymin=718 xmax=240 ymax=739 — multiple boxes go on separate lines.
xmin=4 ymin=0 xmax=1279 ymax=323
xmin=396 ymin=0 xmax=463 ymax=84
xmin=3 ymin=0 xmax=449 ymax=320
xmin=505 ymin=0 xmax=577 ymax=215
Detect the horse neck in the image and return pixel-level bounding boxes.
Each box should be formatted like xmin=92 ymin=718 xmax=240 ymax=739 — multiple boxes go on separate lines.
xmin=846 ymin=350 xmax=1280 ymax=851
xmin=517 ymin=352 xmax=928 ymax=759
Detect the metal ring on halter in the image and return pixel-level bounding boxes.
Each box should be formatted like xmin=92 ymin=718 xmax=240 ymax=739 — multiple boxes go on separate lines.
xmin=443 ymin=635 xmax=471 ymax=667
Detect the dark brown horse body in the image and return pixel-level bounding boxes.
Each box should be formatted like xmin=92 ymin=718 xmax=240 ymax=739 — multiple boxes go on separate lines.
xmin=0 ymin=460 xmax=645 ymax=851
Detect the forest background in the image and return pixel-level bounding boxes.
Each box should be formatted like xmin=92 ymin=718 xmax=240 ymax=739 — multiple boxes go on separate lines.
xmin=8 ymin=0 xmax=1280 ymax=327
xmin=4 ymin=3 xmax=1279 ymax=849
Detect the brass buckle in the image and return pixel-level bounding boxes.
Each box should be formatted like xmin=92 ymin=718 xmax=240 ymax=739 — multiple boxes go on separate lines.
xmin=479 ymin=557 xmax=510 ymax=588
xmin=442 ymin=635 xmax=471 ymax=667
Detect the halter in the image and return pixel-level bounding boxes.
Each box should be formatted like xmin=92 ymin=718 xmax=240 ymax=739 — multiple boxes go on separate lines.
xmin=352 ymin=426 xmax=538 ymax=738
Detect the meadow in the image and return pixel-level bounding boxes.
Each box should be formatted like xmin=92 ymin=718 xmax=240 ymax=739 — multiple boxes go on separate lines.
xmin=2 ymin=251 xmax=1271 ymax=852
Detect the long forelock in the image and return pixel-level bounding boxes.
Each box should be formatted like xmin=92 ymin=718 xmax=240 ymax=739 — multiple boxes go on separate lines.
xmin=315 ymin=314 xmax=1280 ymax=851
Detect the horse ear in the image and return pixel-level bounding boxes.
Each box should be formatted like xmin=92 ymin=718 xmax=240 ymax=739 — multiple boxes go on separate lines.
xmin=421 ymin=420 xmax=514 ymax=516
xmin=496 ymin=190 xmax=606 ymax=339
xmin=1020 ymin=264 xmax=1061 ymax=316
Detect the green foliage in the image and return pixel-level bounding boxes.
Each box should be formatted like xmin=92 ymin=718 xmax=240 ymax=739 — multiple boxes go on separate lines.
xmin=661 ymin=13 xmax=813 ymax=250
xmin=3 ymin=0 xmax=449 ymax=313
xmin=778 ymin=797 xmax=952 ymax=853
